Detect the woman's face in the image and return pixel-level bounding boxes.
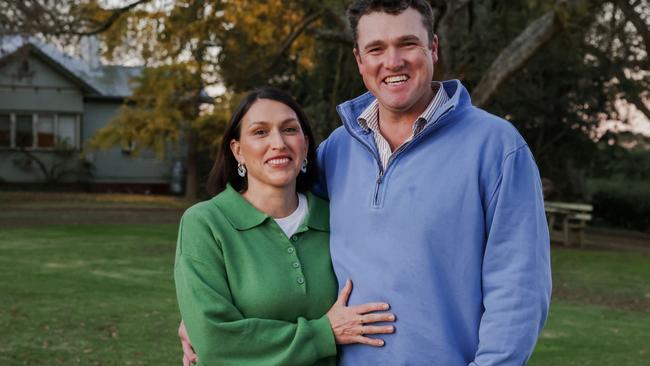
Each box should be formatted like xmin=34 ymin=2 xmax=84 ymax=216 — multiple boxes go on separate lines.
xmin=230 ymin=98 xmax=308 ymax=193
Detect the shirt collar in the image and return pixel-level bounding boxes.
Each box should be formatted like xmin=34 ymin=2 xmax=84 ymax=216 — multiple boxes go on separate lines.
xmin=213 ymin=184 xmax=328 ymax=231
xmin=357 ymin=81 xmax=446 ymax=132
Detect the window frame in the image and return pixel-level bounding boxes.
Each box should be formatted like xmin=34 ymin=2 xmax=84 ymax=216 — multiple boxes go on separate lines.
xmin=0 ymin=111 xmax=81 ymax=151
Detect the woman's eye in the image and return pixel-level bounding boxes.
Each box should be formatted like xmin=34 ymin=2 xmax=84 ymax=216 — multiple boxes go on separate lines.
xmin=284 ymin=127 xmax=298 ymax=133
xmin=253 ymin=129 xmax=266 ymax=136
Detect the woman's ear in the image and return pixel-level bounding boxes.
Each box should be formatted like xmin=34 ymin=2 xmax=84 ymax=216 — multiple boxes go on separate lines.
xmin=230 ymin=139 xmax=243 ymax=164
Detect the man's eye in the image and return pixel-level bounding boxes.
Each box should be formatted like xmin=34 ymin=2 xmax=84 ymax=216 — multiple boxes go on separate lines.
xmin=367 ymin=48 xmax=382 ymax=54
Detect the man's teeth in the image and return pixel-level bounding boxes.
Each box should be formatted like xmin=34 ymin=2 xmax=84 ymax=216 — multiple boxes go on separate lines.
xmin=268 ymin=158 xmax=290 ymax=165
xmin=384 ymin=75 xmax=408 ymax=84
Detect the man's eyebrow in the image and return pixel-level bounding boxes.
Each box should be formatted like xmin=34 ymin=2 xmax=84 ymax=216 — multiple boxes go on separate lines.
xmin=396 ymin=35 xmax=423 ymax=43
xmin=362 ymin=35 xmax=424 ymax=50
xmin=362 ymin=40 xmax=385 ymax=50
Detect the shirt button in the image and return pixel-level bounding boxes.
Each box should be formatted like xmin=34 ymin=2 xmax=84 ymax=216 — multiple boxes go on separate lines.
xmin=287 ymin=247 xmax=295 ymax=254
xmin=296 ymin=277 xmax=305 ymax=284
xmin=292 ymin=262 xmax=300 ymax=269
xmin=291 ymin=235 xmax=298 ymax=241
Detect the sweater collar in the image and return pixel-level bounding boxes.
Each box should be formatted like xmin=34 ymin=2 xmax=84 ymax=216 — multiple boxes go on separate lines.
xmin=213 ymin=184 xmax=329 ymax=231
xmin=336 ymin=79 xmax=469 ymax=133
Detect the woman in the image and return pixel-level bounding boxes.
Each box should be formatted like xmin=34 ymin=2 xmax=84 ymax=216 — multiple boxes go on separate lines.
xmin=175 ymin=87 xmax=395 ymax=365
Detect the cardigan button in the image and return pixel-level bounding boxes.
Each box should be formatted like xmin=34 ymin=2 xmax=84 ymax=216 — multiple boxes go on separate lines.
xmin=292 ymin=262 xmax=300 ymax=269
xmin=287 ymin=247 xmax=295 ymax=254
xmin=296 ymin=277 xmax=305 ymax=284
xmin=291 ymin=235 xmax=298 ymax=241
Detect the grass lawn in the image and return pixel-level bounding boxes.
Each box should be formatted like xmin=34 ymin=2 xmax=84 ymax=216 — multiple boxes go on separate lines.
xmin=1 ymin=192 xmax=649 ymax=365
xmin=529 ymin=248 xmax=650 ymax=365
xmin=0 ymin=225 xmax=181 ymax=366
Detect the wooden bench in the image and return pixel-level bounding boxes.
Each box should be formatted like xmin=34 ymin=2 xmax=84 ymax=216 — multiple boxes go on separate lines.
xmin=544 ymin=201 xmax=593 ymax=247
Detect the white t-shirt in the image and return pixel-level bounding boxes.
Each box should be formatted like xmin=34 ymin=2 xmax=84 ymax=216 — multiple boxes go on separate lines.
xmin=273 ymin=193 xmax=308 ymax=238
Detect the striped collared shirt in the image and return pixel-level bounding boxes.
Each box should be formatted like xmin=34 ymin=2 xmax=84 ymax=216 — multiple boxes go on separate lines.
xmin=358 ymin=82 xmax=450 ymax=170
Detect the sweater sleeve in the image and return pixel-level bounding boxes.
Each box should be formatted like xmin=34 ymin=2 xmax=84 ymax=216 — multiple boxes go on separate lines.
xmin=174 ymin=211 xmax=337 ymax=366
xmin=312 ymin=138 xmax=330 ymax=200
xmin=470 ymin=145 xmax=552 ymax=366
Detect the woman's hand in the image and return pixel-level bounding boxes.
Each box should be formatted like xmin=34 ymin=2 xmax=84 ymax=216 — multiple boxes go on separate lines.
xmin=179 ymin=320 xmax=198 ymax=365
xmin=326 ymin=279 xmax=396 ymax=347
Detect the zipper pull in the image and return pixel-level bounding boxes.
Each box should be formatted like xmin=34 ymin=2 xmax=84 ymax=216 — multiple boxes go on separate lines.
xmin=376 ymin=170 xmax=384 ymax=184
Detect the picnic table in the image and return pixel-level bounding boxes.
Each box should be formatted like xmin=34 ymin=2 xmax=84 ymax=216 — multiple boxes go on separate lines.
xmin=544 ymin=201 xmax=593 ymax=247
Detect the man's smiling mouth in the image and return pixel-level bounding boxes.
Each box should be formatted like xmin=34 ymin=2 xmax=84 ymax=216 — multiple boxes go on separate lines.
xmin=383 ymin=75 xmax=409 ymax=85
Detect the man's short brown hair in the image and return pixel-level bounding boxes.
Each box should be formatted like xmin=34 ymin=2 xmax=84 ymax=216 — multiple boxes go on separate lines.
xmin=347 ymin=0 xmax=436 ymax=49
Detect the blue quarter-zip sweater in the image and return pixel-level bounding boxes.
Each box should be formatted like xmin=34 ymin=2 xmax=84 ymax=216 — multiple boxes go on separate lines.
xmin=316 ymin=80 xmax=551 ymax=366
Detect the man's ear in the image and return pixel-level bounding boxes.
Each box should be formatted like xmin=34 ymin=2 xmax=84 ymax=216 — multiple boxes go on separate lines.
xmin=353 ymin=48 xmax=363 ymax=68
xmin=430 ymin=34 xmax=439 ymax=64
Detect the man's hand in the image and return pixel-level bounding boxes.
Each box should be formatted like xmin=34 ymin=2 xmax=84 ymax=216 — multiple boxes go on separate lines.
xmin=179 ymin=320 xmax=198 ymax=365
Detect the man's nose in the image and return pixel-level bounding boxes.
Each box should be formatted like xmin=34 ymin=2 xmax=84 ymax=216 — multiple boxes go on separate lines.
xmin=383 ymin=47 xmax=404 ymax=70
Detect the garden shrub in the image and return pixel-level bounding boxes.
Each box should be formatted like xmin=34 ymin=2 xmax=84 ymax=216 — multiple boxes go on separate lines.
xmin=589 ymin=179 xmax=650 ymax=232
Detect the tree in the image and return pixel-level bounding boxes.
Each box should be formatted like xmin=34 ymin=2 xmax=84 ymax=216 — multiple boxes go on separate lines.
xmin=211 ymin=0 xmax=650 ymax=198
xmin=3 ymin=0 xmax=648 ymax=197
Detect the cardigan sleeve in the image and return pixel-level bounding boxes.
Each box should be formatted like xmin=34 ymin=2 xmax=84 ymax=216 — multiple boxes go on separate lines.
xmin=470 ymin=145 xmax=552 ymax=366
xmin=174 ymin=209 xmax=337 ymax=366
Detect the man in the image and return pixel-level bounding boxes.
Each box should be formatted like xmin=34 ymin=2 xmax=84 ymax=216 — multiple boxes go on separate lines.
xmin=181 ymin=0 xmax=551 ymax=364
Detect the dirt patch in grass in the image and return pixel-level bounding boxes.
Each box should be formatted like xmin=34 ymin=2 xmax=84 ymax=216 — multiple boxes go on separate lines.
xmin=0 ymin=207 xmax=185 ymax=227
xmin=552 ymin=285 xmax=650 ymax=312
xmin=0 ymin=191 xmax=193 ymax=227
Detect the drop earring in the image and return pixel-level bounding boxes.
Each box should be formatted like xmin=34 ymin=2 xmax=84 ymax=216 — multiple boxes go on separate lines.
xmin=301 ymin=158 xmax=307 ymax=173
xmin=237 ymin=163 xmax=247 ymax=177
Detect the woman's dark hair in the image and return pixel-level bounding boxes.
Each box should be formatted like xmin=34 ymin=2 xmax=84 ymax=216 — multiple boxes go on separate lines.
xmin=206 ymin=87 xmax=319 ymax=197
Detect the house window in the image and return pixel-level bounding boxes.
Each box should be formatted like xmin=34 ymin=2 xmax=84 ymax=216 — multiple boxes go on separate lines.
xmin=57 ymin=114 xmax=77 ymax=148
xmin=15 ymin=114 xmax=34 ymax=148
xmin=0 ymin=112 xmax=80 ymax=150
xmin=0 ymin=114 xmax=10 ymax=147
xmin=37 ymin=114 xmax=55 ymax=148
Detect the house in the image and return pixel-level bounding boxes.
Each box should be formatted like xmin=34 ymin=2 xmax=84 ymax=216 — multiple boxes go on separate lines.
xmin=0 ymin=35 xmax=181 ymax=193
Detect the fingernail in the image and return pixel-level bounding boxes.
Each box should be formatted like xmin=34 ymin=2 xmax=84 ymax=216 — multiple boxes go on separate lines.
xmin=383 ymin=303 xmax=389 ymax=310
xmin=389 ymin=315 xmax=395 ymax=321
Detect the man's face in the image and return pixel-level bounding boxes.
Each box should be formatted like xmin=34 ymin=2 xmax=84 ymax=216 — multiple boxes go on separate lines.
xmin=354 ymin=7 xmax=438 ymax=116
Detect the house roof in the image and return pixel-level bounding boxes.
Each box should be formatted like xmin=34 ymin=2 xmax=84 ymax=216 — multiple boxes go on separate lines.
xmin=0 ymin=35 xmax=141 ymax=98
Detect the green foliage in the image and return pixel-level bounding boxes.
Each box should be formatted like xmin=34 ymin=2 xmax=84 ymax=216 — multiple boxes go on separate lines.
xmin=10 ymin=0 xmax=649 ymax=197
xmin=589 ymin=179 xmax=650 ymax=232
xmin=90 ymin=63 xmax=202 ymax=158
xmin=480 ymin=1 xmax=649 ymax=199
xmin=591 ymin=143 xmax=650 ymax=181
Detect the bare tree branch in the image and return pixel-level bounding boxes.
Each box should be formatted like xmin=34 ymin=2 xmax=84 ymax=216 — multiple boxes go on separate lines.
xmin=0 ymin=0 xmax=151 ymax=36
xmin=472 ymin=11 xmax=561 ymax=107
xmin=244 ymin=10 xmax=326 ymax=76
xmin=77 ymin=0 xmax=152 ymax=36
xmin=586 ymin=43 xmax=650 ymax=121
xmin=312 ymin=29 xmax=352 ymax=45
xmin=271 ymin=10 xmax=324 ymax=64
xmin=617 ymin=0 xmax=650 ymax=66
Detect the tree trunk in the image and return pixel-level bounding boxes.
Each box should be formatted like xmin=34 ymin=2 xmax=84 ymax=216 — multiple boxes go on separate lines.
xmin=471 ymin=11 xmax=561 ymax=107
xmin=184 ymin=129 xmax=199 ymax=200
